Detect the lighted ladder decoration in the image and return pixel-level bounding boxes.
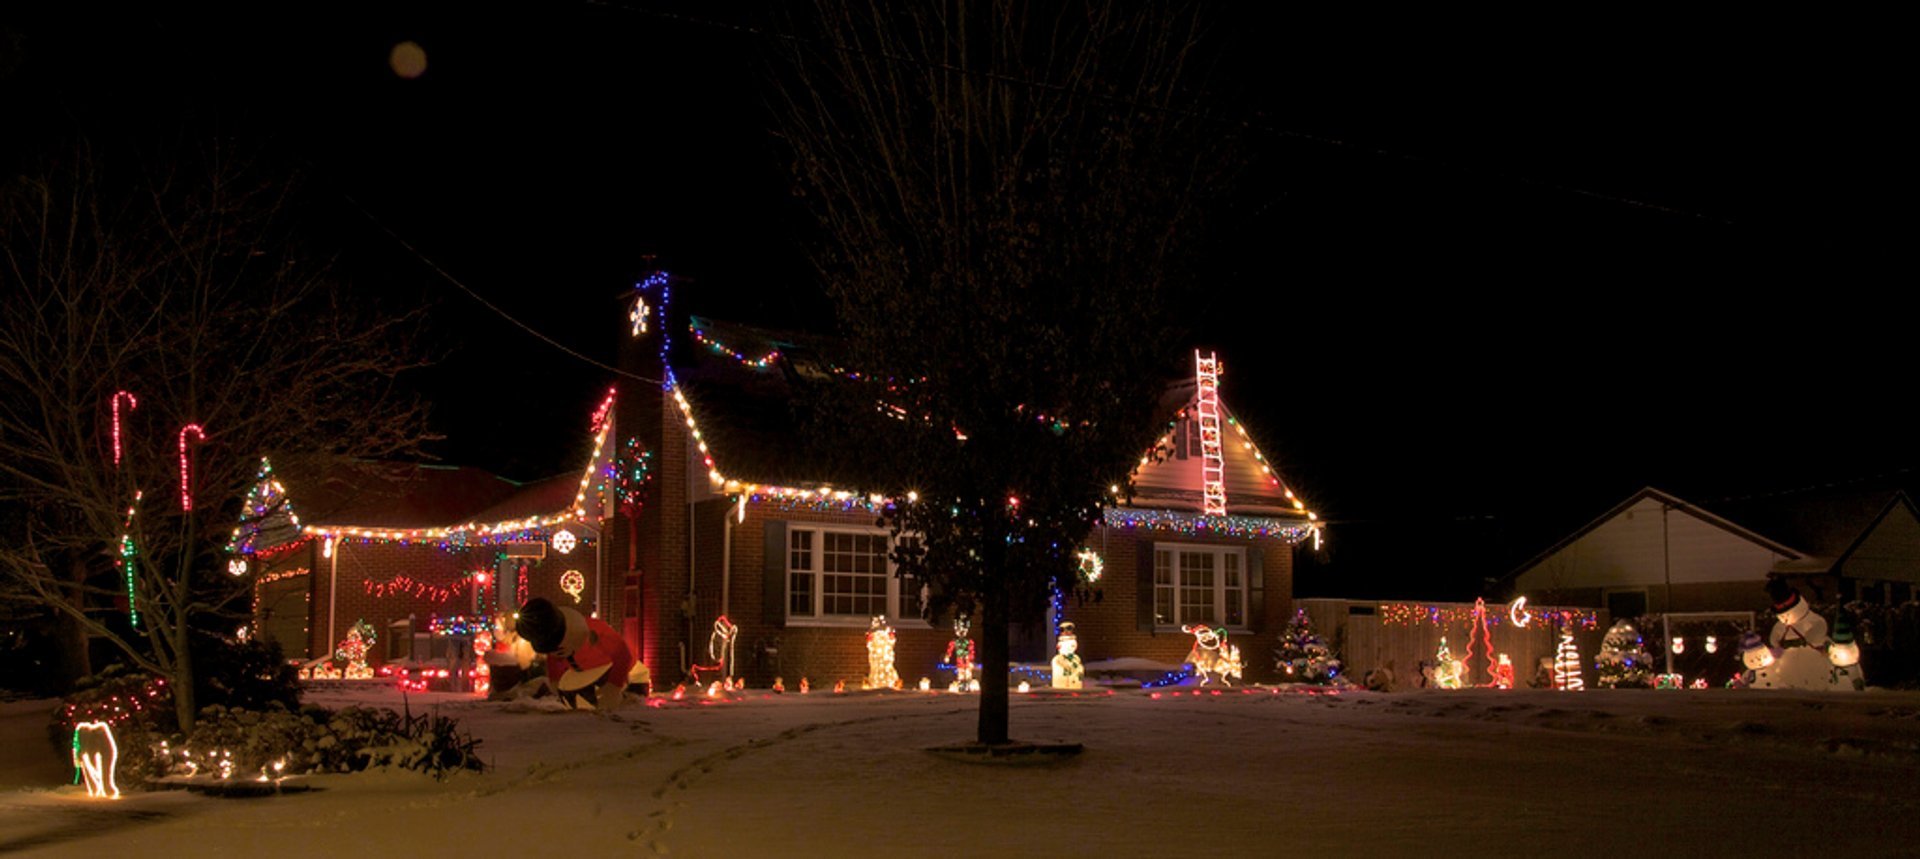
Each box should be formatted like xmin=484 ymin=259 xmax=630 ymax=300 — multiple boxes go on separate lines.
xmin=1194 ymin=350 xmax=1228 ymax=516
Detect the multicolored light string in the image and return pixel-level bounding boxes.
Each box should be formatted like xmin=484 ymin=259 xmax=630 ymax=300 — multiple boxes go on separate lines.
xmin=690 ymin=324 xmax=781 ymax=369
xmin=110 ymin=391 xmax=137 ymax=468
xmin=177 ymin=424 xmax=206 ymax=512
xmin=1102 ymin=507 xmax=1315 ymax=543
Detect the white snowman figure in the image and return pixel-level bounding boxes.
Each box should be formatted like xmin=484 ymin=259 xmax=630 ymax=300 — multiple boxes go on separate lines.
xmin=1753 ymin=581 xmax=1856 ymax=692
xmin=1051 ymin=622 xmax=1085 ymax=689
xmin=1828 ymin=615 xmax=1867 ymax=691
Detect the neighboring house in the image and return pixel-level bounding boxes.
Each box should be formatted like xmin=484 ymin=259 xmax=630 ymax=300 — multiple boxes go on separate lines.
xmin=603 ymin=278 xmax=1325 ymax=688
xmin=1509 ymin=486 xmax=1920 ymax=618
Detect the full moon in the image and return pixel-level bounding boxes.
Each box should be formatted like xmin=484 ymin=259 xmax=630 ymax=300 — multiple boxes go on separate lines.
xmin=389 ymin=41 xmax=428 ymax=79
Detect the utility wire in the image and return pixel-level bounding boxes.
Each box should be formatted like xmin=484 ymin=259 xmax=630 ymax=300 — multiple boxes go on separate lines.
xmin=341 ymin=192 xmax=665 ymax=387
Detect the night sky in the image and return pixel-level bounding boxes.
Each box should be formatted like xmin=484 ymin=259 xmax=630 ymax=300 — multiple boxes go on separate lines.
xmin=5 ymin=5 xmax=1908 ymax=600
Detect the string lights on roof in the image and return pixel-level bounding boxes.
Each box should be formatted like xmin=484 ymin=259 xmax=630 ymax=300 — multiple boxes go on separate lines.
xmin=300 ymin=389 xmax=617 ymax=550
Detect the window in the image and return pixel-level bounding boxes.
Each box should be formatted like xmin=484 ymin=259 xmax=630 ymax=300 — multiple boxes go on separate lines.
xmin=786 ymin=526 xmax=924 ymax=626
xmin=1154 ymin=543 xmax=1247 ymax=628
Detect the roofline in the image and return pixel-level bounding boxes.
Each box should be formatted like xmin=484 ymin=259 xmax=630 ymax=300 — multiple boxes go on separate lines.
xmin=1505 ymin=486 xmax=1809 ymax=582
xmin=1828 ymin=490 xmax=1920 ymax=573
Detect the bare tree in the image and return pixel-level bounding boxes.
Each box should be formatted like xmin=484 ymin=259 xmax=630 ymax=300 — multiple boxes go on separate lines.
xmin=0 ymin=139 xmax=434 ymax=728
xmin=770 ymin=2 xmax=1236 ymax=745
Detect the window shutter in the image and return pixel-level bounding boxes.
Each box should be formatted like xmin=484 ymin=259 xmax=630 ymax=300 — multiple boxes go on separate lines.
xmin=1248 ymin=546 xmax=1266 ymax=632
xmin=1137 ymin=541 xmax=1158 ymax=632
xmin=763 ymin=521 xmax=788 ymax=627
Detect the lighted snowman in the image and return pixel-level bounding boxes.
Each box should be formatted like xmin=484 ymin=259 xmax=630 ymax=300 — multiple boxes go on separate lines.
xmin=1051 ymin=622 xmax=1085 ymax=689
xmin=1752 ymin=582 xmax=1840 ymax=691
xmin=1828 ymin=615 xmax=1866 ymax=691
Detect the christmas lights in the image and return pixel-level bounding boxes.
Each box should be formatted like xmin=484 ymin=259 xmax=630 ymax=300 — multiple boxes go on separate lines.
xmin=1552 ymin=632 xmax=1584 ymax=691
xmin=72 ymin=721 xmax=120 ymax=800
xmin=177 ymin=424 xmax=206 ymax=511
xmin=708 ymin=616 xmax=738 ymax=681
xmin=1379 ymin=602 xmax=1597 ymax=630
xmin=1102 ymin=507 xmax=1315 ymax=542
xmin=1075 ymin=548 xmax=1104 ymax=585
xmin=110 ymin=391 xmax=137 ymax=468
xmin=560 ymin=570 xmax=586 ymax=603
xmin=629 ymin=294 xmax=649 ymax=337
xmin=1051 ymin=623 xmax=1084 ymax=689
xmin=1432 ymin=638 xmax=1464 ymax=689
xmin=690 ymin=324 xmax=781 ymax=368
xmin=118 ymin=492 xmax=142 ymax=628
xmin=1465 ymin=598 xmax=1494 ymax=684
xmin=364 ymin=573 xmax=476 ymax=605
xmin=1509 ymin=596 xmax=1531 ymax=628
xmin=1183 ymin=624 xmax=1244 ymax=686
xmin=865 ymin=616 xmax=901 ymax=690
xmin=552 ymin=529 xmax=578 ymax=554
xmin=1492 ymin=653 xmax=1515 ymax=689
xmin=945 ymin=616 xmax=978 ymax=691
xmin=59 ymin=677 xmax=170 ymax=728
xmin=1193 ymin=351 xmax=1228 ymax=516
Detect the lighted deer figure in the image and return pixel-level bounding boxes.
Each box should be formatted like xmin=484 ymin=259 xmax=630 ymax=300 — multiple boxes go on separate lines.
xmin=72 ymin=721 xmax=121 ymax=799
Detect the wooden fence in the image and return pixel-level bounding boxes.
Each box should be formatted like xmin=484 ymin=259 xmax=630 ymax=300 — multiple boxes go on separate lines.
xmin=1299 ymin=598 xmax=1609 ymax=688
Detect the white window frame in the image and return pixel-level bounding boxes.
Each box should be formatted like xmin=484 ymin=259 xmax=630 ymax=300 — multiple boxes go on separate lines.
xmin=1153 ymin=542 xmax=1249 ymax=631
xmin=785 ymin=524 xmax=930 ymax=628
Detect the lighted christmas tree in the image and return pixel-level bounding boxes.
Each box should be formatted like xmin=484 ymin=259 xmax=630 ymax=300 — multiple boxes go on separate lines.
xmin=1272 ymin=608 xmax=1342 ymax=684
xmin=1431 ymin=637 xmax=1464 ymax=689
xmin=1594 ymin=619 xmax=1653 ymax=688
xmin=1553 ymin=631 xmax=1585 ymax=691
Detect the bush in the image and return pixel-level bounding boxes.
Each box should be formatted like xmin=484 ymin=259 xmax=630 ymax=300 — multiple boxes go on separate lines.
xmin=153 ymin=703 xmax=484 ymax=782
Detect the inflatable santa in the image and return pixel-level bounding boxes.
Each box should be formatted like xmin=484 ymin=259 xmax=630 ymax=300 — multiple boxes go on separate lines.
xmin=515 ymin=597 xmax=638 ymax=710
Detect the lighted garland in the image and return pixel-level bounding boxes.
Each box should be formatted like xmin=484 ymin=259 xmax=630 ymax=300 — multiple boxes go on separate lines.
xmin=364 ymin=573 xmax=479 ymax=604
xmin=429 ymin=614 xmax=494 ymax=636
xmin=1378 ymin=603 xmax=1598 ymax=630
xmin=1076 ymin=548 xmax=1104 ymax=585
xmin=1103 ymin=507 xmax=1315 ymax=542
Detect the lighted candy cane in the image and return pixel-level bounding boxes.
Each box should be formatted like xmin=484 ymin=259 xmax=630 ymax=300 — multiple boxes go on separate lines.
xmin=111 ymin=391 xmax=139 ymax=468
xmin=178 ymin=424 xmax=206 ymax=511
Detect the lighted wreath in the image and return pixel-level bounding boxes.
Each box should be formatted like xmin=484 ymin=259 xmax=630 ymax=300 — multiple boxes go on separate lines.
xmin=1075 ymin=548 xmax=1104 ymax=585
xmin=560 ymin=570 xmax=586 ymax=603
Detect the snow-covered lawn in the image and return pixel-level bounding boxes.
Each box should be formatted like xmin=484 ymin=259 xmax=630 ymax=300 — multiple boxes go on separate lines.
xmin=4 ymin=684 xmax=1919 ymax=857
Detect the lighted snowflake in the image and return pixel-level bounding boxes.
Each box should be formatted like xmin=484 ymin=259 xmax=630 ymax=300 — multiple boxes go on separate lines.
xmin=560 ymin=569 xmax=586 ymax=603
xmin=629 ymin=296 xmax=650 ymax=336
xmin=551 ymin=529 xmax=577 ymax=554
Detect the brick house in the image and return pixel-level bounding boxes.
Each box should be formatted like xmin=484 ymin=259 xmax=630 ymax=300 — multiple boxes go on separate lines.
xmin=602 ymin=275 xmax=1325 ymax=689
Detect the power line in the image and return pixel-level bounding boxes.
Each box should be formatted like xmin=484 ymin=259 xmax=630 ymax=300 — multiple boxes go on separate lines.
xmin=341 ymin=192 xmax=664 ymax=388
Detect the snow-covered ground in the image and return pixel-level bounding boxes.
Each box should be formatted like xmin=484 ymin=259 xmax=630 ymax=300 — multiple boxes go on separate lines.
xmin=4 ymin=683 xmax=1919 ymax=857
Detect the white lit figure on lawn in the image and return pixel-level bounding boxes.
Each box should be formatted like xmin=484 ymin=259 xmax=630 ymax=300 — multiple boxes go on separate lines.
xmin=865 ymin=616 xmax=901 ymax=690
xmin=945 ymin=615 xmax=978 ymax=692
xmin=1183 ymin=624 xmax=1243 ymax=687
xmin=1431 ymin=637 xmax=1465 ymax=689
xmin=1828 ymin=616 xmax=1866 ymax=691
xmin=72 ymin=721 xmax=120 ymax=799
xmin=1052 ymin=622 xmax=1085 ymax=689
xmin=1752 ymin=581 xmax=1857 ymax=692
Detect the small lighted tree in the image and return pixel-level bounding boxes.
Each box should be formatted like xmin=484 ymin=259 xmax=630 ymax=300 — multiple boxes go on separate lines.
xmin=1553 ymin=631 xmax=1585 ymax=691
xmin=1595 ymin=620 xmax=1653 ymax=689
xmin=865 ymin=616 xmax=901 ymax=690
xmin=1273 ymin=608 xmax=1341 ymax=684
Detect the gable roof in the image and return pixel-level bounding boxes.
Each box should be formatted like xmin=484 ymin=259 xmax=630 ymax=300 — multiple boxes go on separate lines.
xmin=243 ymin=390 xmax=618 ymax=550
xmin=1506 ymin=486 xmax=1808 ymax=582
xmin=669 ymin=319 xmax=1319 ymax=523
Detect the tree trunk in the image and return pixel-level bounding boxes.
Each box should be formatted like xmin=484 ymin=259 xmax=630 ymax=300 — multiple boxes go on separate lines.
xmin=50 ymin=555 xmax=93 ymax=694
xmin=977 ymin=582 xmax=1011 ymax=745
xmin=172 ymin=622 xmax=196 ymax=731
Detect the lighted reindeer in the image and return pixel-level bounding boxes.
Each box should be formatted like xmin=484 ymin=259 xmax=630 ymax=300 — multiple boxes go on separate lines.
xmin=1183 ymin=624 xmax=1243 ymax=686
